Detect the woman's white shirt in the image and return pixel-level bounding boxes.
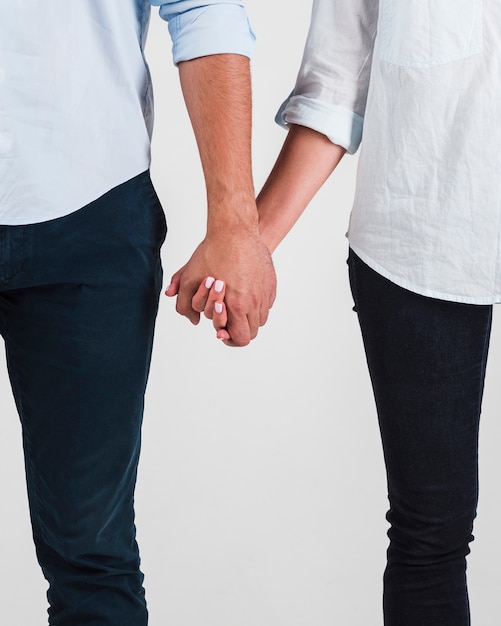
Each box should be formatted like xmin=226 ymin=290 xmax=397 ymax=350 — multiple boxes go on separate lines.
xmin=278 ymin=0 xmax=500 ymax=304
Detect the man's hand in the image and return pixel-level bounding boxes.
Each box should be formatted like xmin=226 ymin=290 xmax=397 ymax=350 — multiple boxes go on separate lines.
xmin=166 ymin=226 xmax=276 ymax=347
xmin=167 ymin=54 xmax=273 ymax=345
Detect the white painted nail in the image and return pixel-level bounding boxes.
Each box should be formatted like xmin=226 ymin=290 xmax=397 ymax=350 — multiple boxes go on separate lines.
xmin=214 ymin=280 xmax=224 ymax=293
xmin=215 ymin=302 xmax=223 ymax=314
xmin=205 ymin=276 xmax=215 ymax=289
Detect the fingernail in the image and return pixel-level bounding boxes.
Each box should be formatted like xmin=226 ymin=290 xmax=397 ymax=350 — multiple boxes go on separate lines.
xmin=205 ymin=276 xmax=215 ymax=289
xmin=214 ymin=280 xmax=224 ymax=293
xmin=215 ymin=302 xmax=223 ymax=314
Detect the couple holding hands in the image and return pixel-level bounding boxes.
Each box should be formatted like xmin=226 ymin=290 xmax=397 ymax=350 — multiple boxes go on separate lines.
xmin=3 ymin=0 xmax=495 ymax=623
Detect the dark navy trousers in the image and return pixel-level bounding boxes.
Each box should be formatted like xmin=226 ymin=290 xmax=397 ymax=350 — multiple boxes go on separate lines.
xmin=348 ymin=249 xmax=492 ymax=626
xmin=0 ymin=172 xmax=166 ymax=625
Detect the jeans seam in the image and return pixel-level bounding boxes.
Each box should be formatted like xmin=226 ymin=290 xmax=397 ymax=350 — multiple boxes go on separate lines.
xmin=138 ymin=172 xmax=167 ymax=247
xmin=348 ymin=248 xmax=359 ymax=313
xmin=476 ymin=305 xmax=492 ymax=416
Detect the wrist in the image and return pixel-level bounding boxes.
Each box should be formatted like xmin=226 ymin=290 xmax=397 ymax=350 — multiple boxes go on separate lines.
xmin=258 ymin=221 xmax=280 ymax=254
xmin=206 ymin=192 xmax=259 ymax=236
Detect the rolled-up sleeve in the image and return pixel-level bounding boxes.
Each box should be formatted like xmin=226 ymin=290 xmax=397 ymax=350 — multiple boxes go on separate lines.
xmin=150 ymin=0 xmax=255 ymax=65
xmin=277 ymin=0 xmax=378 ymax=154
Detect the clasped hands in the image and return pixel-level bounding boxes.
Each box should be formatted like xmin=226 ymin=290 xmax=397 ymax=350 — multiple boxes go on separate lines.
xmin=169 ymin=275 xmax=232 ymax=342
xmin=165 ymin=230 xmax=276 ymax=347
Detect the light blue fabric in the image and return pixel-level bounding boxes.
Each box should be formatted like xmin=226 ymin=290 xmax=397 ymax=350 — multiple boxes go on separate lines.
xmin=0 ymin=0 xmax=254 ymax=225
xmin=152 ymin=1 xmax=254 ymax=64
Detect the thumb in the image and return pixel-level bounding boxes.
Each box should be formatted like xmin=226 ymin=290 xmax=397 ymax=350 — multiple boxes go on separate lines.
xmin=165 ymin=269 xmax=183 ymax=297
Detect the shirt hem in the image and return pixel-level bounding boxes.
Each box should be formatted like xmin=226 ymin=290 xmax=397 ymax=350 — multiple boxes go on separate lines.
xmin=0 ymin=165 xmax=150 ymax=227
xmin=348 ymin=242 xmax=501 ymax=306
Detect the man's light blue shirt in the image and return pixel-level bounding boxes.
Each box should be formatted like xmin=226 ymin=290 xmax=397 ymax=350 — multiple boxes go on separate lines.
xmin=0 ymin=0 xmax=254 ymax=225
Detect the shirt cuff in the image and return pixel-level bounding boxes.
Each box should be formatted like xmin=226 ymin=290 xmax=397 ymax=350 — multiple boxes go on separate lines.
xmin=159 ymin=3 xmax=255 ymax=65
xmin=276 ymin=94 xmax=364 ymax=155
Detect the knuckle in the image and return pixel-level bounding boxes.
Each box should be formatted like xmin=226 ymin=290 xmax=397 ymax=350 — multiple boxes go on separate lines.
xmin=230 ymin=300 xmax=246 ymax=316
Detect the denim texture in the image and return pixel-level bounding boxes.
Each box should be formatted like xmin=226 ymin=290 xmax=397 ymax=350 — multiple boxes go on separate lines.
xmin=0 ymin=171 xmax=166 ymax=625
xmin=348 ymin=249 xmax=492 ymax=626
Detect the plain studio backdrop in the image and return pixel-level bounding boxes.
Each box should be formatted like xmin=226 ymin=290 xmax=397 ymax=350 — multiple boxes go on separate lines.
xmin=2 ymin=2 xmax=501 ymax=624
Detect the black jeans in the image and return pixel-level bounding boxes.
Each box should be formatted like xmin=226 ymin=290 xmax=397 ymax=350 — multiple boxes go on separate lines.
xmin=348 ymin=249 xmax=492 ymax=626
xmin=0 ymin=171 xmax=166 ymax=625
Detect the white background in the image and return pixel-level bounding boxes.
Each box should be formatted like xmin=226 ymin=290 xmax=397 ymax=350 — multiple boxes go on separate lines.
xmin=2 ymin=1 xmax=501 ymax=624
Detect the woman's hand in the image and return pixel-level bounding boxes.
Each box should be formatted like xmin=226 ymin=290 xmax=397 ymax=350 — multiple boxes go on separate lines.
xmin=166 ymin=275 xmax=230 ymax=342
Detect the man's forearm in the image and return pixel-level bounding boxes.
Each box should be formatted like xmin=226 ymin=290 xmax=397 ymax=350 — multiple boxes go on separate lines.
xmin=178 ymin=53 xmax=258 ymax=234
xmin=170 ymin=53 xmax=276 ymax=347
